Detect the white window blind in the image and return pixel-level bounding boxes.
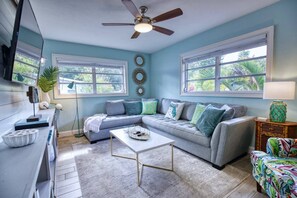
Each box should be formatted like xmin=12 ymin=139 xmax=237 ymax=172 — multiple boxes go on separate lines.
xmin=180 ymin=27 xmax=274 ymax=98
xmin=53 ymin=54 xmax=128 ymax=98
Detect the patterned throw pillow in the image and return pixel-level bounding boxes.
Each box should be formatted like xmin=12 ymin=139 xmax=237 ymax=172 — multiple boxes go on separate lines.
xmin=190 ymin=104 xmax=206 ymax=124
xmin=196 ymin=105 xmax=225 ymax=137
xmin=141 ymin=101 xmax=158 ymax=115
xmin=165 ymin=102 xmax=185 ymax=120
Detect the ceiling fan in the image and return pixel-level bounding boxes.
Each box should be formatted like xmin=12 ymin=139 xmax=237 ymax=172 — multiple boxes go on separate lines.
xmin=102 ymin=0 xmax=183 ymax=39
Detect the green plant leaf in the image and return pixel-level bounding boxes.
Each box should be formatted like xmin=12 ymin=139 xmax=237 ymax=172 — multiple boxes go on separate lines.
xmin=38 ymin=66 xmax=59 ymax=92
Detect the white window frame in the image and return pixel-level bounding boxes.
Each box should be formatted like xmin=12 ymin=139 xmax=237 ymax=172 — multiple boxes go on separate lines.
xmin=53 ymin=54 xmax=129 ymax=99
xmin=180 ymin=26 xmax=274 ymax=98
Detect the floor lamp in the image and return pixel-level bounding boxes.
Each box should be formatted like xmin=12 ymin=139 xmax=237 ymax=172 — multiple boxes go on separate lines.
xmin=68 ymin=81 xmax=84 ymax=138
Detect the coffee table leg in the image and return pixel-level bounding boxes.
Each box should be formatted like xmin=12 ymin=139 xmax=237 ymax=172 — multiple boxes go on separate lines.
xmin=110 ymin=134 xmax=113 ymax=155
xmin=136 ymin=153 xmax=140 ymax=186
xmin=171 ymin=144 xmax=174 ymax=171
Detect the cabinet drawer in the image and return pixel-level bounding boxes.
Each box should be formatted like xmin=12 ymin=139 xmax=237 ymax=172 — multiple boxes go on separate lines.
xmin=260 ymin=123 xmax=285 ymax=134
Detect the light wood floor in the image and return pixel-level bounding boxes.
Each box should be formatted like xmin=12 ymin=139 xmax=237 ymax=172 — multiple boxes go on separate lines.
xmin=56 ymin=135 xmax=268 ymax=198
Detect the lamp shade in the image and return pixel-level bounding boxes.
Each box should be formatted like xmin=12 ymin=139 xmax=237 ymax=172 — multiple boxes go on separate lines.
xmin=263 ymin=81 xmax=296 ymax=100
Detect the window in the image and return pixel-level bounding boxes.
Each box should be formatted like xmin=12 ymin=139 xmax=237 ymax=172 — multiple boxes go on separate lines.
xmin=53 ymin=54 xmax=128 ymax=98
xmin=181 ymin=27 xmax=273 ymax=98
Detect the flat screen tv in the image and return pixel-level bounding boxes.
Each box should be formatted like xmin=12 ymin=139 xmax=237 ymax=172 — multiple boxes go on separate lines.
xmin=3 ymin=0 xmax=43 ymax=86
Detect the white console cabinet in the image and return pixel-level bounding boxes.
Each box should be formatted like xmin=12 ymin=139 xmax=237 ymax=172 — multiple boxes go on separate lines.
xmin=0 ymin=108 xmax=58 ymax=198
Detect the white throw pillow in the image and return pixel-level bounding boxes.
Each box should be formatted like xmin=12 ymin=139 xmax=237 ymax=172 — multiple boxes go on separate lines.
xmin=165 ymin=102 xmax=185 ymax=120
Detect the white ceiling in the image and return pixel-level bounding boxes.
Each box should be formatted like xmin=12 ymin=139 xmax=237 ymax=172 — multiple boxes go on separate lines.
xmin=29 ymin=0 xmax=279 ymax=54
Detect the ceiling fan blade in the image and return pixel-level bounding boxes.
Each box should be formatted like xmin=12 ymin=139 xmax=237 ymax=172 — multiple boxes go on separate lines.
xmin=152 ymin=8 xmax=183 ymax=23
xmin=122 ymin=0 xmax=141 ymax=18
xmin=131 ymin=31 xmax=140 ymax=39
xmin=102 ymin=23 xmax=134 ymax=26
xmin=153 ymin=26 xmax=174 ymax=35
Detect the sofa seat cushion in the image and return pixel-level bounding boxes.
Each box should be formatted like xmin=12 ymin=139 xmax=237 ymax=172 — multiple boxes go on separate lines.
xmin=99 ymin=115 xmax=143 ymax=130
xmin=142 ymin=114 xmax=211 ymax=147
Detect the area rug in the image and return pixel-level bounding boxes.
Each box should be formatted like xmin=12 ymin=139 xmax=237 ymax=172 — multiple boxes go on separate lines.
xmin=73 ymin=139 xmax=250 ymax=198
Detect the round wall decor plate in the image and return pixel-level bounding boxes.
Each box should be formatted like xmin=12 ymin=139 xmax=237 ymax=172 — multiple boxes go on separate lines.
xmin=135 ymin=55 xmax=144 ymax=66
xmin=136 ymin=86 xmax=145 ymax=96
xmin=133 ymin=68 xmax=147 ymax=85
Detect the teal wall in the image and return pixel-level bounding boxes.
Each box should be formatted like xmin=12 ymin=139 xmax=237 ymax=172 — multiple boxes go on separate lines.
xmin=42 ymin=39 xmax=150 ymax=131
xmin=150 ymin=0 xmax=297 ymax=123
xmin=42 ymin=0 xmax=297 ymax=134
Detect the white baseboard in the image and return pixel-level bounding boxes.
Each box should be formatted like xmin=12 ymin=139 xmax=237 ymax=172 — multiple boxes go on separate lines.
xmin=58 ymin=129 xmax=82 ymax=137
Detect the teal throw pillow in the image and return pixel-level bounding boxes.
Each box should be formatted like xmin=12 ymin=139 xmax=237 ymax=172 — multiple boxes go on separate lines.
xmin=196 ymin=105 xmax=225 ymax=137
xmin=142 ymin=101 xmax=158 ymax=115
xmin=124 ymin=101 xmax=142 ymax=115
xmin=190 ymin=104 xmax=206 ymax=124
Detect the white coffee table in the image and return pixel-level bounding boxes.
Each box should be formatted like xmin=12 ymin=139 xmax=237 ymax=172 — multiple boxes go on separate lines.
xmin=110 ymin=127 xmax=175 ymax=186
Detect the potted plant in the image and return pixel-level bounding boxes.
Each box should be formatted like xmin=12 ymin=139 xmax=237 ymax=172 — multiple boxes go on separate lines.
xmin=38 ymin=66 xmax=59 ymax=103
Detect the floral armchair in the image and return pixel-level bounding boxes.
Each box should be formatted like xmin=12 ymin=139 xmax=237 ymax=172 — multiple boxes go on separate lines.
xmin=251 ymin=138 xmax=297 ymax=197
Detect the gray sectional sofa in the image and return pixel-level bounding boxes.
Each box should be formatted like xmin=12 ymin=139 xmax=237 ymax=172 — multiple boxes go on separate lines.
xmin=84 ymin=98 xmax=255 ymax=169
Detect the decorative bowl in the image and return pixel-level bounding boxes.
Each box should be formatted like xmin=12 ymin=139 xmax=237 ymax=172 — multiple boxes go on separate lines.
xmin=2 ymin=129 xmax=39 ymax=148
xmin=127 ymin=126 xmax=150 ymax=141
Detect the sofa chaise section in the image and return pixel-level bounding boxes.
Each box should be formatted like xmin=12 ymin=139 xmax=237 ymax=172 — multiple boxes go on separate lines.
xmin=84 ymin=115 xmax=142 ymax=143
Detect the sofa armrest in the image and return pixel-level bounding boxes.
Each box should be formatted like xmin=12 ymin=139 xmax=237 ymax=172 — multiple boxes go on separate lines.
xmin=210 ymin=116 xmax=256 ymax=167
xmin=250 ymin=150 xmax=268 ymax=165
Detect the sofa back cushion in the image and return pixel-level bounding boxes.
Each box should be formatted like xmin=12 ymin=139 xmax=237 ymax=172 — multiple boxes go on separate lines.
xmin=158 ymin=98 xmax=180 ymax=114
xmin=106 ymin=100 xmax=125 ymax=116
xmin=203 ymin=102 xmax=247 ymax=118
xmin=180 ymin=102 xmax=196 ymax=121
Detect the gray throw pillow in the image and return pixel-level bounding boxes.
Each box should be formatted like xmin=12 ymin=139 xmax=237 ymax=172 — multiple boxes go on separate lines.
xmin=196 ymin=105 xmax=225 ymax=137
xmin=105 ymin=100 xmax=125 ymax=116
xmin=220 ymin=104 xmax=235 ymax=121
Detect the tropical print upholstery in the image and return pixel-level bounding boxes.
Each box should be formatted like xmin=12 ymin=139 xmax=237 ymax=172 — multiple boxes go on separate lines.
xmin=251 ymin=138 xmax=297 ymax=198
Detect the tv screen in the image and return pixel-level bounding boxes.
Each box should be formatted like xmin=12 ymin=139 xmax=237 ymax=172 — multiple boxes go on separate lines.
xmin=4 ymin=0 xmax=43 ymax=86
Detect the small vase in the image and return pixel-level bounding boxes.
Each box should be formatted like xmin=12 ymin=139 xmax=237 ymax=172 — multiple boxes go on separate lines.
xmin=41 ymin=92 xmax=51 ymax=104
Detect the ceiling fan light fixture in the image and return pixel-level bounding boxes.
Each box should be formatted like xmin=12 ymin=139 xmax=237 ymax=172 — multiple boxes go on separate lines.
xmin=134 ymin=23 xmax=152 ymax=33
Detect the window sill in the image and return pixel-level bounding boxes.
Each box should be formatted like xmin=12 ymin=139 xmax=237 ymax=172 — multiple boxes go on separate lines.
xmin=180 ymin=91 xmax=263 ymax=98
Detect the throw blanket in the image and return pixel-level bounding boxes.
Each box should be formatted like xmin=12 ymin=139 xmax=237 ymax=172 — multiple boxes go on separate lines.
xmin=83 ymin=114 xmax=107 ymax=133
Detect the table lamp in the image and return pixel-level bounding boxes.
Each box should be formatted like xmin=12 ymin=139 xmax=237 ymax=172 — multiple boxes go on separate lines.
xmin=263 ymin=81 xmax=296 ymax=122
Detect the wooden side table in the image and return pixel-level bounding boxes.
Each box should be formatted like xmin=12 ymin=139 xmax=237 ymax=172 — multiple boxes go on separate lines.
xmin=255 ymin=119 xmax=297 ymax=151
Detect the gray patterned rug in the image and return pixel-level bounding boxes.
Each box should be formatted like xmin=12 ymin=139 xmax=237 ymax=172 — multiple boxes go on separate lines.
xmin=73 ymin=139 xmax=250 ymax=198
